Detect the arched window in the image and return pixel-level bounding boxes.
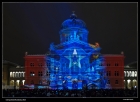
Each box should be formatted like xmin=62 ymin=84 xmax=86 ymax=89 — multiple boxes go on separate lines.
xmin=131 ymin=71 xmax=134 ymax=77
xmin=21 ymin=72 xmax=23 ymax=77
xmin=13 ymin=72 xmax=15 ymax=77
xmin=10 ymin=72 xmax=13 ymax=77
xmin=16 ymin=72 xmax=18 ymax=77
xmin=134 ymin=71 xmax=137 ymax=77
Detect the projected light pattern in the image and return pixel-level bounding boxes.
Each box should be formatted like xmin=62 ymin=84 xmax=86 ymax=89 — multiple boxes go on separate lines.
xmin=46 ymin=12 xmax=108 ymax=89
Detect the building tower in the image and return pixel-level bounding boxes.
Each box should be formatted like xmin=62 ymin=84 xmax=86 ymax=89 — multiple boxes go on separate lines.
xmin=46 ymin=12 xmax=107 ymax=89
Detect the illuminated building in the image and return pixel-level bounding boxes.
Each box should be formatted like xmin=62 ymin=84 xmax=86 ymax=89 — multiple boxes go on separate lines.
xmin=103 ymin=54 xmax=125 ymax=89
xmin=46 ymin=12 xmax=106 ymax=89
xmin=24 ymin=53 xmax=49 ymax=86
xmin=24 ymin=12 xmax=125 ymax=89
xmin=2 ymin=60 xmax=25 ymax=89
xmin=124 ymin=61 xmax=137 ymax=89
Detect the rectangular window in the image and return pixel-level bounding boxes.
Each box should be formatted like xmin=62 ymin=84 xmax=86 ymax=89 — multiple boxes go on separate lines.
xmin=107 ymin=80 xmax=110 ymax=84
xmin=117 ymin=71 xmax=119 ymax=76
xmin=47 ymin=62 xmax=50 ymax=67
xmin=115 ymin=63 xmax=119 ymax=66
xmin=106 ymin=71 xmax=109 ymax=76
xmin=115 ymin=80 xmax=118 ymax=84
xmin=115 ymin=71 xmax=119 ymax=76
xmin=31 ymin=80 xmax=34 ymax=84
xmin=30 ymin=72 xmax=35 ymax=76
xmin=38 ymin=71 xmax=43 ymax=76
xmin=46 ymin=71 xmax=50 ymax=76
xmin=115 ymin=71 xmax=116 ymax=76
xmin=107 ymin=63 xmax=110 ymax=66
xmin=38 ymin=63 xmax=43 ymax=67
xmin=109 ymin=71 xmax=111 ymax=76
xmin=30 ymin=63 xmax=34 ymax=67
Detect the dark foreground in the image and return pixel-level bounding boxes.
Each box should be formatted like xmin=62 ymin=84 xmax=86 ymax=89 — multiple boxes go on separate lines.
xmin=3 ymin=88 xmax=137 ymax=97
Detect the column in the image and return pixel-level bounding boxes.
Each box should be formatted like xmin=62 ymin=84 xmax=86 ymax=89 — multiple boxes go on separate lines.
xmin=14 ymin=80 xmax=16 ymax=89
xmin=13 ymin=72 xmax=15 ymax=77
xmin=22 ymin=72 xmax=25 ymax=77
xmin=17 ymin=72 xmax=19 ymax=77
xmin=131 ymin=80 xmax=133 ymax=89
xmin=125 ymin=80 xmax=127 ymax=89
xmin=22 ymin=80 xmax=25 ymax=85
xmin=19 ymin=80 xmax=22 ymax=88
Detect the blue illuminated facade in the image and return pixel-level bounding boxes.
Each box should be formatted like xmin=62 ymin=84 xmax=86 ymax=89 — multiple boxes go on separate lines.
xmin=46 ymin=12 xmax=107 ymax=89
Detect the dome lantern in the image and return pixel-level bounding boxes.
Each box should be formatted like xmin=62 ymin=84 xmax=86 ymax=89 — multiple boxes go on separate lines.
xmin=70 ymin=11 xmax=77 ymax=19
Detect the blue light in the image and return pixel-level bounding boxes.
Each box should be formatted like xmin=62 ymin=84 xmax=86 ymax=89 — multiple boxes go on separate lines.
xmin=46 ymin=12 xmax=108 ymax=90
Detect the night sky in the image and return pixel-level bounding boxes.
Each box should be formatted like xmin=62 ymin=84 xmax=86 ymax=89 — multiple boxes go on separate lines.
xmin=3 ymin=2 xmax=138 ymax=66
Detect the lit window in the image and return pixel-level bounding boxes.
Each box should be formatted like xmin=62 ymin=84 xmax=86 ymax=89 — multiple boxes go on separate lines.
xmin=20 ymin=72 xmax=23 ymax=77
xmin=134 ymin=71 xmax=137 ymax=77
xmin=30 ymin=72 xmax=35 ymax=76
xmin=16 ymin=72 xmax=18 ymax=77
xmin=10 ymin=72 xmax=13 ymax=77
xmin=131 ymin=71 xmax=134 ymax=77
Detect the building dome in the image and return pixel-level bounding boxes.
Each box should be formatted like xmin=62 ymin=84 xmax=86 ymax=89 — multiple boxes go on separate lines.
xmin=125 ymin=61 xmax=137 ymax=69
xmin=61 ymin=12 xmax=87 ymax=29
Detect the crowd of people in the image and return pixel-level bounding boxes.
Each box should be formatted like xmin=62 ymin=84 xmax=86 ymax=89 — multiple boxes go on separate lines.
xmin=3 ymin=88 xmax=137 ymax=97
